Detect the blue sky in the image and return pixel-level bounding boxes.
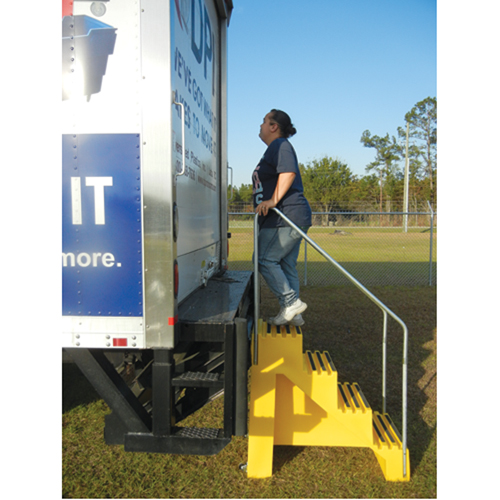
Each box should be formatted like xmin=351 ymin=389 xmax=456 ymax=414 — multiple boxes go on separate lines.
xmin=227 ymin=0 xmax=437 ymax=187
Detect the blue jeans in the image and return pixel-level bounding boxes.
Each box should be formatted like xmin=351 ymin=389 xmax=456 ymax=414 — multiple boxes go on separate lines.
xmin=256 ymin=226 xmax=307 ymax=308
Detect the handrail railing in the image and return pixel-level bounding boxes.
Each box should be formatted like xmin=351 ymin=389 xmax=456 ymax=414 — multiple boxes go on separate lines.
xmin=253 ymin=207 xmax=409 ymax=478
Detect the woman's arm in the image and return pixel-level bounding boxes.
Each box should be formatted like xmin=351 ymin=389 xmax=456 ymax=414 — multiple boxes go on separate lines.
xmin=255 ymin=172 xmax=296 ymax=216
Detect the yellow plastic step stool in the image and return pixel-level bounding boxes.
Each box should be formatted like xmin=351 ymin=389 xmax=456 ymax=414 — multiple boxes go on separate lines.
xmin=247 ymin=320 xmax=410 ymax=481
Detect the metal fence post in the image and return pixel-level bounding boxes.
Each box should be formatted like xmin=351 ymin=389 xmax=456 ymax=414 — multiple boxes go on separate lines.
xmin=427 ymin=201 xmax=435 ymax=286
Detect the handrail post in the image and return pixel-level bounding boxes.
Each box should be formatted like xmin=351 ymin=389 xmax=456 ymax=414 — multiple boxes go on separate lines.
xmin=253 ymin=213 xmax=260 ymax=365
xmin=382 ymin=311 xmax=387 ymax=414
xmin=402 ymin=323 xmax=408 ymax=478
xmin=304 ymin=239 xmax=308 ymax=286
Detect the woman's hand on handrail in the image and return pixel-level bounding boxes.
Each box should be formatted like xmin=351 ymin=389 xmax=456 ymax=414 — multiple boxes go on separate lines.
xmin=255 ymin=199 xmax=276 ymax=217
xmin=255 ymin=172 xmax=296 ymax=217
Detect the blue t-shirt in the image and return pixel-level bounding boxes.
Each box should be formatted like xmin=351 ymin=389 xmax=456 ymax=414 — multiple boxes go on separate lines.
xmin=252 ymin=138 xmax=312 ymax=229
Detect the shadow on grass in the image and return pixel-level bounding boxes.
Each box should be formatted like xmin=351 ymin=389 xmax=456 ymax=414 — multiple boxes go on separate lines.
xmin=273 ymin=446 xmax=306 ymax=474
xmin=63 ymin=361 xmax=101 ymax=413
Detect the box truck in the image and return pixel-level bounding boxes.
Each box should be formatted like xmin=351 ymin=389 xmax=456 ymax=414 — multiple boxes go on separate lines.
xmin=62 ymin=0 xmax=253 ymax=454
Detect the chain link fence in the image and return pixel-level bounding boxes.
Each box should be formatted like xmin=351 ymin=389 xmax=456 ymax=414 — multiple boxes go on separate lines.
xmin=227 ymin=203 xmax=437 ymax=287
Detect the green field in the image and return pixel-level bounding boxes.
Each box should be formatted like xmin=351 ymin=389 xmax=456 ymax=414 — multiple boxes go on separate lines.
xmin=228 ymin=226 xmax=437 ymax=286
xmin=63 ymin=286 xmax=436 ymax=498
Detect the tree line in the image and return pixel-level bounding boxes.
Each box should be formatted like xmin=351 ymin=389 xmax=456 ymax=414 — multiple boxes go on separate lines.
xmin=229 ymin=97 xmax=436 ymax=214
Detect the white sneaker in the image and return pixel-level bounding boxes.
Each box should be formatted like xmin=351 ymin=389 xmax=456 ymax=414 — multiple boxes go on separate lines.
xmin=271 ymin=299 xmax=307 ymax=325
xmin=290 ymin=314 xmax=305 ymax=326
xmin=269 ymin=307 xmax=283 ymax=325
xmin=269 ymin=313 xmax=304 ymax=326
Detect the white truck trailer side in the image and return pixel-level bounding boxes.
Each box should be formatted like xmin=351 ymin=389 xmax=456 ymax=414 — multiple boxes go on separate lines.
xmin=62 ymin=0 xmax=252 ymax=454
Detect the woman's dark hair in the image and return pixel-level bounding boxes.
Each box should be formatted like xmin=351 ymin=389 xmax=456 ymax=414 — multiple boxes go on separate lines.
xmin=270 ymin=109 xmax=297 ymax=138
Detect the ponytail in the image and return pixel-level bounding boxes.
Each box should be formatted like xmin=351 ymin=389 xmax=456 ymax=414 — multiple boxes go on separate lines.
xmin=270 ymin=109 xmax=297 ymax=138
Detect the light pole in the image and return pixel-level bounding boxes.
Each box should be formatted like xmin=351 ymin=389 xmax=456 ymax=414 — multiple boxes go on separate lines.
xmin=403 ymin=121 xmax=410 ymax=233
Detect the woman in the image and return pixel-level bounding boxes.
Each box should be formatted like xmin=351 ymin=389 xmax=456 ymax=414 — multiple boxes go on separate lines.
xmin=252 ymin=109 xmax=312 ymax=326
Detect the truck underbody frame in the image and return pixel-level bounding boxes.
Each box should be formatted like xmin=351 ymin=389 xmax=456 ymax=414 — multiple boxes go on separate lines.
xmin=65 ymin=270 xmax=253 ymax=455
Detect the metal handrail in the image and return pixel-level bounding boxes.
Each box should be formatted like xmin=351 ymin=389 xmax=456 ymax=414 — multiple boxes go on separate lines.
xmin=253 ymin=207 xmax=409 ymax=478
xmin=172 ymin=93 xmax=186 ymax=177
xmin=310 ymin=211 xmax=432 ymax=215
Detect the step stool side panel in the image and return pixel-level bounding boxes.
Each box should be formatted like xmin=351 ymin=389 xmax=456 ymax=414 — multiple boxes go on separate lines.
xmin=371 ymin=446 xmax=411 ymax=482
xmin=247 ymin=365 xmax=277 ymax=478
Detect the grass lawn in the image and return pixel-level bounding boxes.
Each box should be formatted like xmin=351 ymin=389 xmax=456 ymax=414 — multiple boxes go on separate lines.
xmin=63 ymin=285 xmax=436 ymax=498
xmin=228 ymin=227 xmax=437 ymax=286
xmin=229 ymin=226 xmax=436 ymax=263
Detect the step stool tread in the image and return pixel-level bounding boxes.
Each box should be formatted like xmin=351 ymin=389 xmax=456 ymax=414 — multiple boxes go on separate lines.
xmin=353 ymin=383 xmax=370 ymax=408
xmin=384 ymin=414 xmax=403 ymax=443
xmin=306 ymin=351 xmax=316 ymax=372
xmin=315 ymin=351 xmax=326 ymax=371
xmin=324 ymin=351 xmax=337 ymax=372
xmin=346 ymin=383 xmax=361 ymax=409
xmin=373 ymin=412 xmax=402 ymax=449
xmin=338 ymin=383 xmax=351 ymax=409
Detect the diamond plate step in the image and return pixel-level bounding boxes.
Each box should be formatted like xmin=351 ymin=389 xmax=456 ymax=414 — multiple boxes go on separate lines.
xmin=175 ymin=427 xmax=224 ymax=439
xmin=125 ymin=427 xmax=230 ymax=455
xmin=171 ymin=371 xmax=224 ymax=388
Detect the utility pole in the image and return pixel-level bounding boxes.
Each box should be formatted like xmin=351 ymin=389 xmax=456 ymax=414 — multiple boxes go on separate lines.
xmin=403 ymin=121 xmax=410 ymax=233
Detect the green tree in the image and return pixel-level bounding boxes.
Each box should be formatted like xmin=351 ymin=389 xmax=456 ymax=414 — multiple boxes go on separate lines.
xmin=300 ymin=156 xmax=354 ymax=225
xmin=360 ymin=131 xmax=401 ymax=212
xmin=227 ymin=183 xmax=253 ymax=211
xmin=350 ymin=173 xmax=379 ymax=205
xmin=237 ymin=183 xmax=254 ymax=203
xmin=400 ymin=97 xmax=437 ymax=201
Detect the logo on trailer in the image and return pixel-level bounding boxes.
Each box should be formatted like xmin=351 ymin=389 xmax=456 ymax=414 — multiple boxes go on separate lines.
xmin=62 ymin=134 xmax=143 ymax=317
